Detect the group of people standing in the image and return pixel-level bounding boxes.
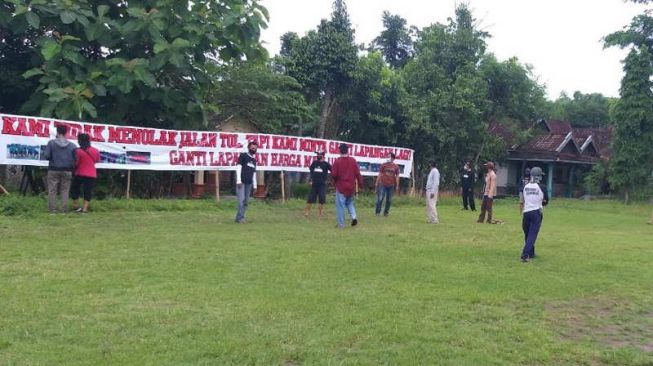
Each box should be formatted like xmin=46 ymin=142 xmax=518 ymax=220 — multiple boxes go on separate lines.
xmin=457 ymin=159 xmax=498 ymax=224
xmin=45 ymin=125 xmax=100 ymax=214
xmin=43 ymin=129 xmax=552 ymax=262
xmin=236 ymin=142 xmax=407 ymax=228
xmin=458 ymin=160 xmax=549 ymax=262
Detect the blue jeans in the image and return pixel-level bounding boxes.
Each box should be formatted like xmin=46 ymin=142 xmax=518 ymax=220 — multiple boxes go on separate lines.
xmin=235 ymin=183 xmax=252 ymax=222
xmin=335 ymin=190 xmax=357 ymax=228
xmin=521 ymin=210 xmax=543 ymax=259
xmin=375 ymin=185 xmax=394 ymax=215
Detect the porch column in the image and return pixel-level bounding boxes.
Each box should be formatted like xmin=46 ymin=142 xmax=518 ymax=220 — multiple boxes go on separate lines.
xmin=253 ymin=171 xmax=265 ymax=198
xmin=194 ymin=170 xmax=205 ymax=184
xmin=567 ymin=165 xmax=576 ymax=198
xmin=547 ymin=163 xmax=554 ymax=200
xmin=193 ymin=170 xmax=205 ymax=198
xmin=519 ymin=160 xmax=527 ymax=186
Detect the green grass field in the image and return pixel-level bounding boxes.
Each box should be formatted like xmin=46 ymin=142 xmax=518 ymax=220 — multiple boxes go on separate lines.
xmin=1 ymin=195 xmax=652 ymax=365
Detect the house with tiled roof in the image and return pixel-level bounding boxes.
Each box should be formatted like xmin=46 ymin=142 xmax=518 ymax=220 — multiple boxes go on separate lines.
xmin=491 ymin=119 xmax=612 ymax=198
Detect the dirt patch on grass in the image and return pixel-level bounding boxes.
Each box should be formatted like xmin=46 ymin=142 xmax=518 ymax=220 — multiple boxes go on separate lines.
xmin=546 ymin=296 xmax=653 ymax=353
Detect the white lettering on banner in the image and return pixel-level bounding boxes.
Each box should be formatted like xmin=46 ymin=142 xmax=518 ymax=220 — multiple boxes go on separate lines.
xmin=0 ymin=113 xmax=414 ymax=177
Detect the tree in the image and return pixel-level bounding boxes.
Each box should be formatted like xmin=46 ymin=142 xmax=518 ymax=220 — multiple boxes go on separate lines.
xmin=401 ymin=5 xmax=491 ymax=183
xmin=371 ymin=11 xmax=414 ymax=69
xmin=604 ymin=13 xmax=653 ymax=51
xmin=0 ymin=16 xmax=40 ymax=114
xmin=338 ymin=52 xmax=406 ymax=145
xmin=280 ymin=0 xmax=358 ymax=138
xmin=546 ymin=91 xmax=614 ymax=127
xmin=480 ymin=55 xmax=547 ymax=126
xmin=206 ymin=63 xmax=314 ymax=136
xmin=608 ymin=46 xmax=653 ymax=202
xmin=1 ymin=0 xmax=268 ymax=128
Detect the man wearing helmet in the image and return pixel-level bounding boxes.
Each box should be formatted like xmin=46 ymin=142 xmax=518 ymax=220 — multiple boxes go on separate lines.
xmin=520 ymin=166 xmax=549 ymax=262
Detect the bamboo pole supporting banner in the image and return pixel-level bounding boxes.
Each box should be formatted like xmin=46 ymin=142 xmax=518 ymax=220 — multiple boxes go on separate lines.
xmin=410 ymin=160 xmax=416 ymax=197
xmin=126 ymin=170 xmax=132 ymax=199
xmin=215 ymin=170 xmax=220 ymax=203
xmin=280 ymin=171 xmax=286 ymax=202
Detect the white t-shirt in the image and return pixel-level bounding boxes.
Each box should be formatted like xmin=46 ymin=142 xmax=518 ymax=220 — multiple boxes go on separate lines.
xmin=522 ymin=182 xmax=544 ymax=213
xmin=425 ymin=168 xmax=440 ymax=193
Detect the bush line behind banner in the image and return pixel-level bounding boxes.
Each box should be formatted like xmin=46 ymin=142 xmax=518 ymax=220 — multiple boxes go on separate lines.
xmin=0 ymin=114 xmax=414 ymax=178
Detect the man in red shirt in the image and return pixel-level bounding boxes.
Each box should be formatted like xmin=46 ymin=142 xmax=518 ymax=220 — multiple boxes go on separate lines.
xmin=331 ymin=143 xmax=363 ymax=228
xmin=375 ymin=152 xmax=400 ymax=216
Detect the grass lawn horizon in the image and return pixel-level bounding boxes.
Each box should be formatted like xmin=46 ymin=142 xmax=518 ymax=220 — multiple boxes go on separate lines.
xmin=1 ymin=195 xmax=652 ymax=365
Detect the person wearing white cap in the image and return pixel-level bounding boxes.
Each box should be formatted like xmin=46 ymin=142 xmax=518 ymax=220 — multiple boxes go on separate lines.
xmin=520 ymin=166 xmax=549 ymax=262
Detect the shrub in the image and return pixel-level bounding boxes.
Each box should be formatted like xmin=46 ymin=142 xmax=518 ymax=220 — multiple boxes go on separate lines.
xmin=291 ymin=183 xmax=311 ymax=199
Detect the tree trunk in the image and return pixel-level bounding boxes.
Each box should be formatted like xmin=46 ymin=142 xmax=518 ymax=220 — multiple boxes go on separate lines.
xmin=474 ymin=138 xmax=487 ymax=167
xmin=624 ymin=189 xmax=629 ymax=204
xmin=318 ymin=88 xmax=336 ymax=138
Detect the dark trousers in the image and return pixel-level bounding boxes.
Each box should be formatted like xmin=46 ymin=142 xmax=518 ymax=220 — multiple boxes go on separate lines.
xmin=462 ymin=187 xmax=475 ymax=210
xmin=375 ymin=185 xmax=394 ymax=215
xmin=71 ymin=176 xmax=96 ymax=201
xmin=477 ymin=196 xmax=493 ymax=223
xmin=521 ymin=210 xmax=543 ymax=259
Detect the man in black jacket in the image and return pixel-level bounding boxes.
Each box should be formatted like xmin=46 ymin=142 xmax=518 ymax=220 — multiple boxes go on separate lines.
xmin=235 ymin=141 xmax=257 ymax=223
xmin=304 ymin=151 xmax=331 ymax=218
xmin=460 ymin=160 xmax=475 ymax=211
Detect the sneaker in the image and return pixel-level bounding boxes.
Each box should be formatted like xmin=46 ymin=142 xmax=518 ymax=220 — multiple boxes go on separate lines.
xmin=383 ymin=212 xmax=389 ymax=217
xmin=521 ymin=257 xmax=530 ymax=263
xmin=74 ymin=207 xmax=83 ymax=213
xmin=351 ymin=218 xmax=358 ymax=226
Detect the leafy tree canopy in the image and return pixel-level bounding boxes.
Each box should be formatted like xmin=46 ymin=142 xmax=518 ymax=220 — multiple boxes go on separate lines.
xmin=0 ymin=0 xmax=268 ymax=128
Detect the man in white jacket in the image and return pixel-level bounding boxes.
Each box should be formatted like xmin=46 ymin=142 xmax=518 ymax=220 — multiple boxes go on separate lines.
xmin=425 ymin=161 xmax=440 ymax=224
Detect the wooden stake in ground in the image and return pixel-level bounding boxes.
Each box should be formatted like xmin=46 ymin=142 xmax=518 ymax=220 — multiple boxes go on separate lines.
xmin=0 ymin=183 xmax=8 ymax=195
xmin=280 ymin=171 xmax=286 ymax=203
xmin=215 ymin=170 xmax=220 ymax=203
xmin=410 ymin=160 xmax=416 ymax=197
xmin=126 ymin=170 xmax=132 ymax=199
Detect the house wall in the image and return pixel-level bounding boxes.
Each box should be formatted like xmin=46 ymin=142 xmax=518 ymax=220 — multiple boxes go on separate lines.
xmin=496 ymin=162 xmax=508 ymax=187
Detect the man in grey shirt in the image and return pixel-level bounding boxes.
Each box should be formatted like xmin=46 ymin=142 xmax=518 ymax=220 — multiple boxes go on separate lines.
xmin=43 ymin=125 xmax=76 ymax=213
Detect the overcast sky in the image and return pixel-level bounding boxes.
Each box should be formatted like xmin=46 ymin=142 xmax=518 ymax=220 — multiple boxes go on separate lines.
xmin=259 ymin=0 xmax=647 ymax=99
